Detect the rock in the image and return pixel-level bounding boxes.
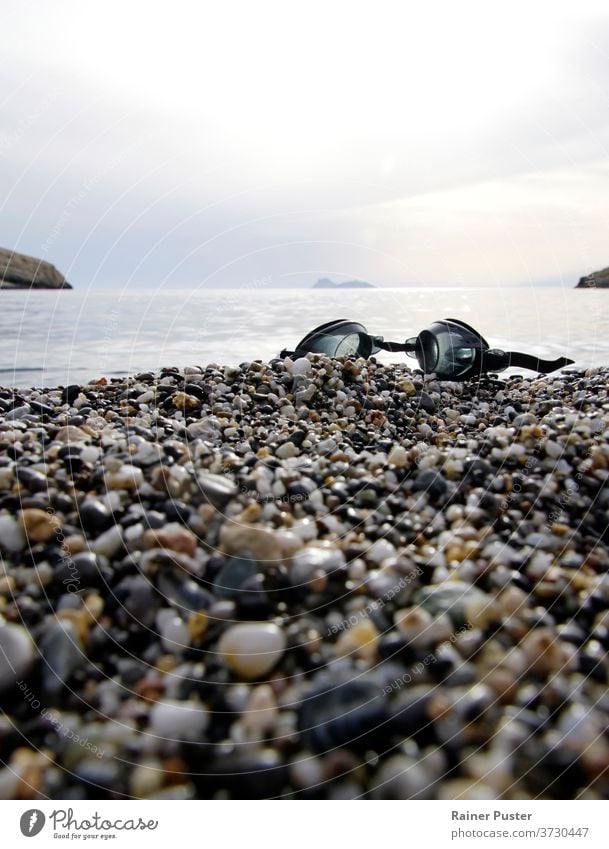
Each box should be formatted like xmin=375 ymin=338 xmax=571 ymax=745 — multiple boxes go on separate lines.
xmin=78 ymin=499 xmax=113 ymax=533
xmin=298 ymin=670 xmax=389 ymax=752
xmin=276 ymin=441 xmax=300 ymax=459
xmin=218 ymin=622 xmax=286 ymax=679
xmin=0 ymin=247 xmax=71 ymax=289
xmin=105 ymin=464 xmax=144 ymax=491
xmin=387 ymin=445 xmax=408 ymax=467
xmin=334 ymin=619 xmax=379 ymax=663
xmin=159 ymin=614 xmax=190 ymax=654
xmin=220 ymin=522 xmax=283 ymax=565
xmin=19 ymin=508 xmax=60 ymax=543
xmin=0 ymin=514 xmax=26 ymax=552
xmin=54 ymin=425 xmax=90 ymax=443
xmin=0 ymin=623 xmax=36 ymax=690
xmin=40 ymin=620 xmax=84 ymax=694
xmin=242 ymin=684 xmax=278 ymax=735
xmin=149 ymin=699 xmax=209 ymax=741
xmin=413 ymin=469 xmax=447 ymax=500
xmin=214 ymin=556 xmax=258 ymax=599
xmin=197 ymin=473 xmax=238 ymax=508
xmin=6 ymin=405 xmax=31 ymax=420
xmin=290 ymin=358 xmax=312 ymax=376
xmin=143 ymin=523 xmax=198 ymax=556
xmin=61 ymin=385 xmax=81 ymax=405
xmin=576 ymin=266 xmax=609 ymax=289
xmin=90 ymin=525 xmax=124 ymax=558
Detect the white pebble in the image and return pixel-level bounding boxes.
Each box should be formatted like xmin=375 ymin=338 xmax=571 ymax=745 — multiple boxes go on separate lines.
xmin=0 ymin=515 xmax=25 ymax=552
xmin=0 ymin=623 xmax=36 ymax=690
xmin=149 ymin=699 xmax=209 ymax=741
xmin=218 ymin=623 xmax=286 ymax=680
xmin=291 ymin=358 xmax=312 ymax=376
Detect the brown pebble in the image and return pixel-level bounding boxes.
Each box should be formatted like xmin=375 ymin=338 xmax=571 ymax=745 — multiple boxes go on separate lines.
xmin=19 ymin=508 xmax=60 ymax=543
xmin=142 ymin=525 xmax=198 ymax=557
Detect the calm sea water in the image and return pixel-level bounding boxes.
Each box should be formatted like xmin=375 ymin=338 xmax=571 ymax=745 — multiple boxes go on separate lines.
xmin=1 ymin=287 xmax=608 ymax=389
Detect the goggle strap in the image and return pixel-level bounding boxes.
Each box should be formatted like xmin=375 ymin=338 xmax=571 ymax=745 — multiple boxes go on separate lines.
xmin=375 ymin=339 xmax=411 ymax=353
xmin=486 ymin=351 xmax=574 ymax=374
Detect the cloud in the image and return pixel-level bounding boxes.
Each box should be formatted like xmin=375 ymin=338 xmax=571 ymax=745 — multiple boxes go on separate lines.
xmin=0 ymin=1 xmax=608 ymax=286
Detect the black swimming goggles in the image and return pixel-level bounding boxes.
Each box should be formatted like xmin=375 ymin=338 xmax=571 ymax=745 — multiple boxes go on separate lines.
xmin=279 ymin=318 xmax=573 ymax=380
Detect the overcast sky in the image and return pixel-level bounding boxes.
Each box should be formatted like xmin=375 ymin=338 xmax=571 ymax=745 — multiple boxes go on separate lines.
xmin=1 ymin=0 xmax=609 ymax=288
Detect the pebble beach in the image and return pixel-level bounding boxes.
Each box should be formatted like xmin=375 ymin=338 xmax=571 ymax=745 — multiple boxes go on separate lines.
xmin=1 ymin=354 xmax=609 ymax=800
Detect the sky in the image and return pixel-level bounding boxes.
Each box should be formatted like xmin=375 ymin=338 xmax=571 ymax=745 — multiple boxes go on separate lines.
xmin=1 ymin=0 xmax=609 ymax=289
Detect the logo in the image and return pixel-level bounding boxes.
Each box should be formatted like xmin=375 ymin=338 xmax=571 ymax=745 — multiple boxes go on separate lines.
xmin=20 ymin=810 xmax=46 ymax=837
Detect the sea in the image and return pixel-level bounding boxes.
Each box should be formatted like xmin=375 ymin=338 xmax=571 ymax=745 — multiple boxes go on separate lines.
xmin=1 ymin=286 xmax=608 ymax=389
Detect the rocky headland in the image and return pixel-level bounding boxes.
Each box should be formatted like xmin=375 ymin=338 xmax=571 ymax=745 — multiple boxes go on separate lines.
xmin=0 ymin=248 xmax=71 ymax=290
xmin=575 ymin=267 xmax=609 ymax=289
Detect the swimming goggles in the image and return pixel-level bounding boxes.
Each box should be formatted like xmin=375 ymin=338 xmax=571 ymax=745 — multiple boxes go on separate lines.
xmin=279 ymin=318 xmax=573 ymax=380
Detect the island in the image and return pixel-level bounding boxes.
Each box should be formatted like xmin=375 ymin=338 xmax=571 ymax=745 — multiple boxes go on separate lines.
xmin=313 ymin=277 xmax=375 ymax=289
xmin=575 ymin=266 xmax=609 ymax=289
xmin=0 ymin=247 xmax=72 ymax=290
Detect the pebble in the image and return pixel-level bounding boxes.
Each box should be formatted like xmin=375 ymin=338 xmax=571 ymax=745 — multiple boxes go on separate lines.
xmin=54 ymin=425 xmax=90 ymax=443
xmin=0 ymin=623 xmax=36 ymax=690
xmin=149 ymin=699 xmax=209 ymax=741
xmin=218 ymin=623 xmax=286 ymax=679
xmin=19 ymin=508 xmax=60 ymax=543
xmin=197 ymin=472 xmax=238 ymax=508
xmin=105 ymin=464 xmax=144 ymax=491
xmin=2 ymin=358 xmax=609 ymax=800
xmin=0 ymin=514 xmax=25 ymax=552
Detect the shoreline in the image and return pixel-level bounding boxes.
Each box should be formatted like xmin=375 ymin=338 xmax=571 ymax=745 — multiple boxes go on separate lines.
xmin=1 ymin=356 xmax=609 ymax=799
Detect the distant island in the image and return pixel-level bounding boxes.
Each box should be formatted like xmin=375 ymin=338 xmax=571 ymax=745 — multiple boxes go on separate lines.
xmin=313 ymin=277 xmax=375 ymax=289
xmin=576 ymin=266 xmax=609 ymax=289
xmin=0 ymin=247 xmax=71 ymax=290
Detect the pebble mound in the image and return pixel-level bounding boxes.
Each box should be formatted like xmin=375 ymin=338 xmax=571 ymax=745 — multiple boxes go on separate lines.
xmin=1 ymin=356 xmax=609 ymax=799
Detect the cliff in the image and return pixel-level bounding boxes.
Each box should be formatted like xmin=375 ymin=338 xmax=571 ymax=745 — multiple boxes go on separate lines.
xmin=576 ymin=267 xmax=609 ymax=289
xmin=0 ymin=248 xmax=71 ymax=290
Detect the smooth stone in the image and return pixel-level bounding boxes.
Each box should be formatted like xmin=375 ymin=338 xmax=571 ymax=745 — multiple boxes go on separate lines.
xmin=159 ymin=615 xmax=190 ymax=654
xmin=144 ymin=523 xmax=197 ymax=556
xmin=214 ymin=556 xmax=258 ymax=599
xmin=149 ymin=698 xmax=209 ymax=741
xmin=218 ymin=622 xmax=286 ymax=680
xmin=220 ymin=523 xmax=283 ymax=565
xmin=78 ymin=499 xmax=113 ymax=533
xmin=40 ymin=620 xmax=84 ymax=694
xmin=387 ymin=445 xmax=408 ymax=467
xmin=0 ymin=623 xmax=36 ymax=690
xmin=61 ymin=385 xmax=81 ymax=405
xmin=0 ymin=514 xmax=25 ymax=552
xmin=298 ymin=670 xmax=388 ymax=753
xmin=413 ymin=469 xmax=447 ymax=500
xmin=19 ymin=508 xmax=60 ymax=543
xmin=105 ymin=464 xmax=144 ymax=491
xmin=6 ymin=405 xmax=31 ymax=421
xmin=91 ymin=525 xmax=124 ymax=558
xmin=291 ymin=544 xmax=345 ymax=584
xmin=54 ymin=425 xmax=90 ymax=443
xmin=276 ymin=441 xmax=300 ymax=459
xmin=197 ymin=472 xmax=238 ymax=508
xmin=290 ymin=358 xmax=312 ymax=376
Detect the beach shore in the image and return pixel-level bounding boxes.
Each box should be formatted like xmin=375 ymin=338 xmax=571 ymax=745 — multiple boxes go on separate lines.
xmin=1 ymin=356 xmax=609 ymax=799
